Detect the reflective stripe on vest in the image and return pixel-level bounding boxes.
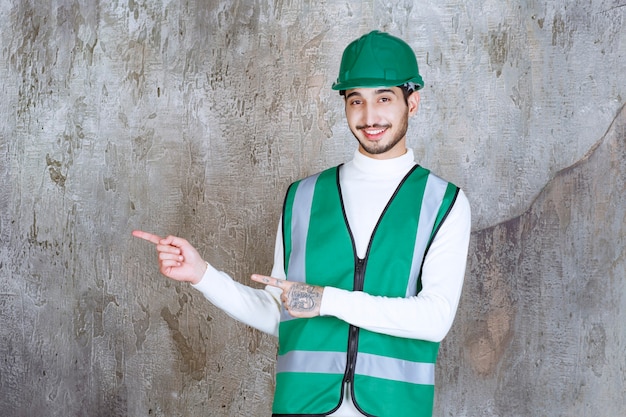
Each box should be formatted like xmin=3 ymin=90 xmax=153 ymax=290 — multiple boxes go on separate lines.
xmin=406 ymin=173 xmax=450 ymax=296
xmin=280 ymin=172 xmax=320 ymax=323
xmin=286 ymin=172 xmax=320 ymax=285
xmin=277 ymin=350 xmax=435 ymax=385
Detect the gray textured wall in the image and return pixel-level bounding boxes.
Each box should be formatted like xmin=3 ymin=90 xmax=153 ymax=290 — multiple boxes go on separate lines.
xmin=1 ymin=1 xmax=624 ymax=416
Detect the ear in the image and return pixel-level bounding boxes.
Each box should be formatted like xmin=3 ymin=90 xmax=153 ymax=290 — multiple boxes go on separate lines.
xmin=407 ymin=91 xmax=420 ymax=116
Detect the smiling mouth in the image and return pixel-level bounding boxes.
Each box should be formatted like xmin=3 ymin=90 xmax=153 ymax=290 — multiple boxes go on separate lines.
xmin=358 ymin=124 xmax=390 ymax=139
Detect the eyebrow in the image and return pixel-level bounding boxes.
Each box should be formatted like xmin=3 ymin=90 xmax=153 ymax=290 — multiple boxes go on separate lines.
xmin=345 ymin=88 xmax=397 ymax=99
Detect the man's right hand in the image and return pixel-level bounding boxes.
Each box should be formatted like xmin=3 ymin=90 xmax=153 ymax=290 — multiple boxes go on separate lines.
xmin=132 ymin=230 xmax=207 ymax=285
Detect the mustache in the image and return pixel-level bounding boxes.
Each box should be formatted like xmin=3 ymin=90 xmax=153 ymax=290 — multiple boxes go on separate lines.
xmin=356 ymin=123 xmax=391 ymax=130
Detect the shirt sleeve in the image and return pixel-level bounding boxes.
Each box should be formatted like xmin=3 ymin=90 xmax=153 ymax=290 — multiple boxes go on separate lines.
xmin=190 ymin=222 xmax=285 ymax=337
xmin=318 ymin=189 xmax=472 ymax=342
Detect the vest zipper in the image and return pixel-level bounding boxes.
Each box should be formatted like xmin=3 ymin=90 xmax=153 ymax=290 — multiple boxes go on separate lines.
xmin=344 ymin=257 xmax=365 ymax=385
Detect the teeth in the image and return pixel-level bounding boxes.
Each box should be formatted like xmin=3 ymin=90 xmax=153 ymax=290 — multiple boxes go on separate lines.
xmin=366 ymin=129 xmax=385 ymax=135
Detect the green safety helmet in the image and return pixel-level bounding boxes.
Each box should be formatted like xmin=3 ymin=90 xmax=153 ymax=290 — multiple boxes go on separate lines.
xmin=332 ymin=30 xmax=424 ymax=91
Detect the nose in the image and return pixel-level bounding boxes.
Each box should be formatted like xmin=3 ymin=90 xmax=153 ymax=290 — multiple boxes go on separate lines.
xmin=363 ymin=102 xmax=380 ymax=126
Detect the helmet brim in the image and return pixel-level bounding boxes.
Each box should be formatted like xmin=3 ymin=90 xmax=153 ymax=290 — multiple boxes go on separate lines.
xmin=331 ymin=76 xmax=424 ymax=91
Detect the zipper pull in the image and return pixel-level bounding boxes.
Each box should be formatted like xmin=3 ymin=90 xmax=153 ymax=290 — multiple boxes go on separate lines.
xmin=354 ymin=257 xmax=365 ymax=291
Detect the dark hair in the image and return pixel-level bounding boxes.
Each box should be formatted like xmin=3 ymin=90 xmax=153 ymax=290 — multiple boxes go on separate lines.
xmin=339 ymin=83 xmax=418 ymax=105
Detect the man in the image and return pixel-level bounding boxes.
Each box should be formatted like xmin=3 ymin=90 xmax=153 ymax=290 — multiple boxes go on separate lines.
xmin=133 ymin=30 xmax=471 ymax=417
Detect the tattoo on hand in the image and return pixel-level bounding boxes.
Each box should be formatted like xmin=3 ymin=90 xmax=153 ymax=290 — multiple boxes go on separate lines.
xmin=286 ymin=283 xmax=321 ymax=312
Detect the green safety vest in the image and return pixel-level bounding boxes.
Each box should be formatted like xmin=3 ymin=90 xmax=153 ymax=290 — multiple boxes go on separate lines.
xmin=272 ymin=164 xmax=459 ymax=417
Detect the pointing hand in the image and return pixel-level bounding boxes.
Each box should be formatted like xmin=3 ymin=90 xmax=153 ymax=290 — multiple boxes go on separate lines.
xmin=132 ymin=230 xmax=206 ymax=285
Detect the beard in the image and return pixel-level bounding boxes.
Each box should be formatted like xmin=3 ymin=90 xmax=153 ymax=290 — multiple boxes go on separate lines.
xmin=351 ymin=111 xmax=409 ymax=156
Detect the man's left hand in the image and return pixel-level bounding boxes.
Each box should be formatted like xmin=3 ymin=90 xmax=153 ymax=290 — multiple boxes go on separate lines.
xmin=251 ymin=274 xmax=323 ymax=318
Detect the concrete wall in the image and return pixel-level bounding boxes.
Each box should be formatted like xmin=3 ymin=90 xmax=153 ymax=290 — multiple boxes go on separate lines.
xmin=1 ymin=1 xmax=624 ymax=416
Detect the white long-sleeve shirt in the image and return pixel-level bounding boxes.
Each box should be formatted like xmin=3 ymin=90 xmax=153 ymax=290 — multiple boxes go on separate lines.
xmin=192 ymin=149 xmax=471 ymax=415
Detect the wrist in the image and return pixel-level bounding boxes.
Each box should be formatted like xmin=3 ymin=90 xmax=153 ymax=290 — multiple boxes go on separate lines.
xmin=191 ymin=261 xmax=207 ymax=285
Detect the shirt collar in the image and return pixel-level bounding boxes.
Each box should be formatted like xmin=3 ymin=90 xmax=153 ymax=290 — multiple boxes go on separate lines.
xmin=351 ymin=148 xmax=416 ymax=176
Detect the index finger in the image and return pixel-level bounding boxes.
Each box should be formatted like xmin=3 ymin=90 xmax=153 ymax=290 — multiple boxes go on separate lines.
xmin=251 ymin=274 xmax=287 ymax=289
xmin=132 ymin=230 xmax=162 ymax=245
